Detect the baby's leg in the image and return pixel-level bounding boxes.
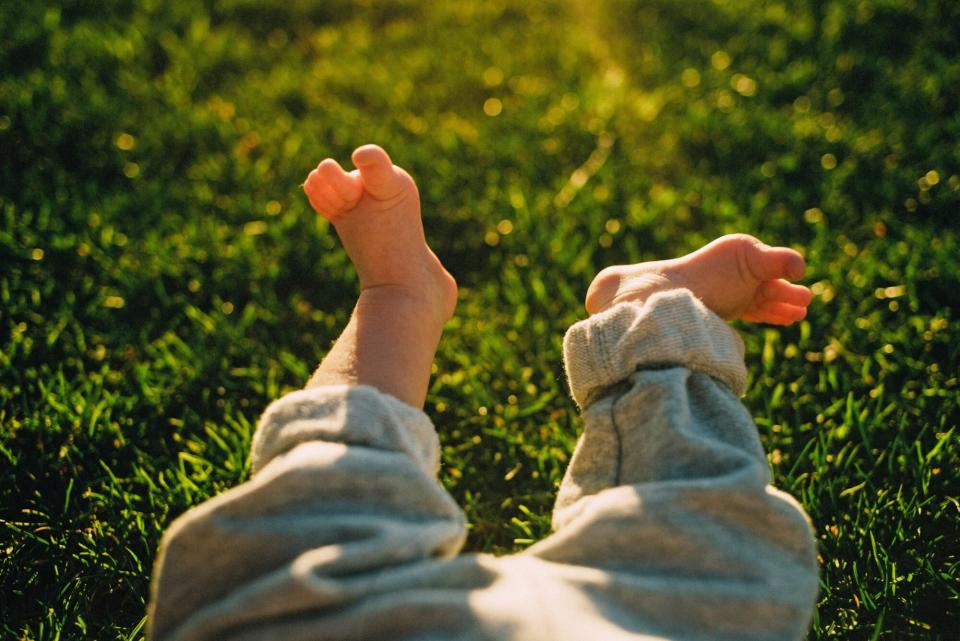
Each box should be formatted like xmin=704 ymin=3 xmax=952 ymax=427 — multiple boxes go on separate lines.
xmin=303 ymin=145 xmax=457 ymax=407
xmin=149 ymin=146 xmax=466 ymax=640
xmin=528 ymin=236 xmax=818 ymax=638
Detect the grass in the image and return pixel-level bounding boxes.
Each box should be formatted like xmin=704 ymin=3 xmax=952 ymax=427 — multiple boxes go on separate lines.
xmin=1 ymin=0 xmax=958 ymax=638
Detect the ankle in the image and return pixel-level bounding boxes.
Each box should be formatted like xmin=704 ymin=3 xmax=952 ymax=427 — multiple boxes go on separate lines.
xmin=357 ymin=277 xmax=457 ymax=329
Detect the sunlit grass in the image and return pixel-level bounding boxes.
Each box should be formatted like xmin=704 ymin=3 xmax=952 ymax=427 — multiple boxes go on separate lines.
xmin=1 ymin=1 xmax=958 ymax=639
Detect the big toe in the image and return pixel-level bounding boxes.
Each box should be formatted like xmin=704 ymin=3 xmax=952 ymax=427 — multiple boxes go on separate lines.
xmin=748 ymin=242 xmax=806 ymax=282
xmin=352 ymin=144 xmax=404 ymax=200
xmin=316 ymin=158 xmax=363 ymax=205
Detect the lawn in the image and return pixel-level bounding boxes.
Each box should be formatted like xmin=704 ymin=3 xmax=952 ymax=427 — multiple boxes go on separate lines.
xmin=1 ymin=0 xmax=958 ymax=639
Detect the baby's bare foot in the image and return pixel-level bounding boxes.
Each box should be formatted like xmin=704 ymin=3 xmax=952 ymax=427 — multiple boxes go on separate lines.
xmin=585 ymin=234 xmax=812 ymax=325
xmin=304 ymin=144 xmax=457 ymax=324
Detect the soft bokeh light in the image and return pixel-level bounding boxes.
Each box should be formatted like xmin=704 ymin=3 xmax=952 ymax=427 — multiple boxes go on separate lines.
xmin=1 ymin=1 xmax=958 ymax=639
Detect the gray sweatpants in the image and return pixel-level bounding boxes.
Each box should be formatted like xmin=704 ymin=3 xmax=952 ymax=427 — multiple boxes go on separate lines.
xmin=148 ymin=289 xmax=819 ymax=640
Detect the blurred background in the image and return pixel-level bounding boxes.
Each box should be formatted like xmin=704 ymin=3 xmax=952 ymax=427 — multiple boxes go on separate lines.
xmin=1 ymin=1 xmax=958 ymax=639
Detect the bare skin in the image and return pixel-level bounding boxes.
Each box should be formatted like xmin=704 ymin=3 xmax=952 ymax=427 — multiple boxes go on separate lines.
xmin=302 ymin=144 xmax=811 ymax=408
xmin=303 ymin=144 xmax=457 ymax=321
xmin=302 ymin=144 xmax=456 ymax=407
xmin=584 ymin=234 xmax=812 ymax=324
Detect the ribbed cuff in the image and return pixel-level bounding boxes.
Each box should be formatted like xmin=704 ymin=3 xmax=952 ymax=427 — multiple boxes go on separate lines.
xmin=250 ymin=384 xmax=440 ymax=477
xmin=563 ymin=289 xmax=747 ymax=408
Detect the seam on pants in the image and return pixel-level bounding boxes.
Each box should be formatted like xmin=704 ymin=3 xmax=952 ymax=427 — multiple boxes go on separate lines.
xmin=608 ymin=391 xmax=624 ymax=486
